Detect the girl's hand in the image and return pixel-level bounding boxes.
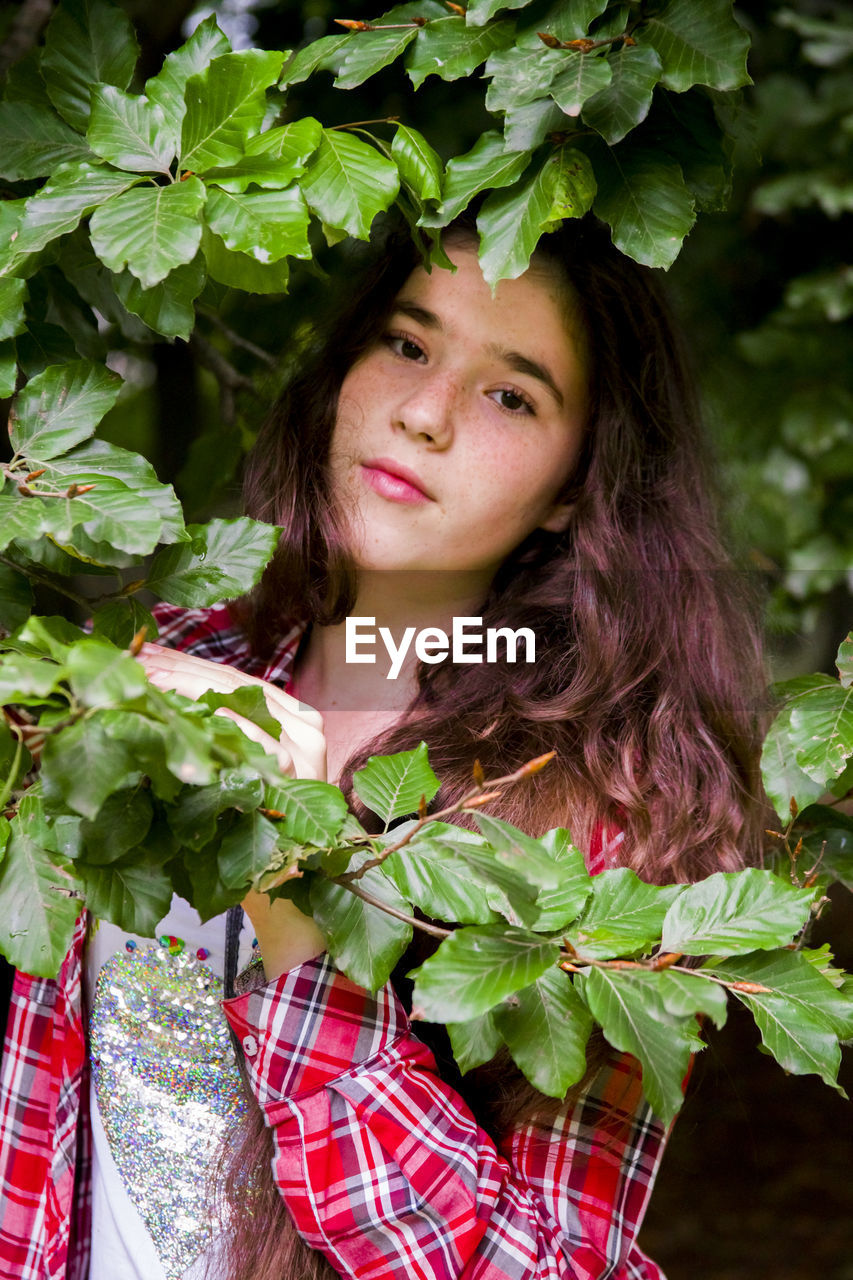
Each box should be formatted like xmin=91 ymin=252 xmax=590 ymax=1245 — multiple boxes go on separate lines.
xmin=137 ymin=644 xmax=328 ymax=976
xmin=138 ymin=643 xmax=326 ymax=781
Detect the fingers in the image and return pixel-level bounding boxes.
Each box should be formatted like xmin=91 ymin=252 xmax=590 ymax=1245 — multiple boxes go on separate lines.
xmin=136 ymin=643 xmax=327 ymax=780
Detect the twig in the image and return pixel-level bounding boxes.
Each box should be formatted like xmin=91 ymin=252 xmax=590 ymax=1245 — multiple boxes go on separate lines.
xmin=338 ymin=751 xmax=555 ymax=882
xmin=198 ymin=310 xmax=277 ymax=368
xmin=337 ymin=879 xmax=452 ymax=939
xmin=189 ymin=331 xmax=261 ymax=425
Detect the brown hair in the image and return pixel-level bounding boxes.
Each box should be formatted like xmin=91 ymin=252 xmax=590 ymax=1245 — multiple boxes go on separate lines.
xmin=218 ymin=213 xmax=768 ymax=1278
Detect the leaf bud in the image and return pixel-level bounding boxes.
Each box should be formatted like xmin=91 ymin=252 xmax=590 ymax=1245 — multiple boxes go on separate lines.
xmin=518 ymin=750 xmax=556 ymax=776
xmin=16 ymin=484 xmax=34 ymax=496
xmin=25 ymin=468 xmax=46 ymax=481
xmin=537 ymin=32 xmax=562 ymax=49
xmin=335 ymin=18 xmax=372 ymax=30
xmin=565 ymin=38 xmax=596 ymax=52
xmin=445 ymin=1 xmax=466 ymax=12
xmin=128 ymin=625 xmax=149 ymax=656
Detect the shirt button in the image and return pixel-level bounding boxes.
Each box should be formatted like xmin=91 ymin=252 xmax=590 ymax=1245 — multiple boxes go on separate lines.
xmin=242 ymin=1034 xmax=259 ymax=1057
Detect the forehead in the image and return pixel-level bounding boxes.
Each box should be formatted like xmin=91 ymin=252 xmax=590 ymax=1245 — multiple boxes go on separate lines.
xmin=393 ymin=244 xmax=587 ymax=379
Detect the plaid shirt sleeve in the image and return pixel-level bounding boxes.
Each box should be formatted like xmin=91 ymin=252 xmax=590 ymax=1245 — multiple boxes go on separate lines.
xmin=223 ymin=956 xmax=669 ymax=1280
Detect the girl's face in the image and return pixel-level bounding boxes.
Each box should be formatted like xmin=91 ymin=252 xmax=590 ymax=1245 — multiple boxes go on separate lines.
xmin=328 ymin=243 xmax=588 ymax=583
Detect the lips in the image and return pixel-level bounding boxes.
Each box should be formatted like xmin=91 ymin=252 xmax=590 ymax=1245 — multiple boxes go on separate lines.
xmin=361 ymin=456 xmax=435 ymax=503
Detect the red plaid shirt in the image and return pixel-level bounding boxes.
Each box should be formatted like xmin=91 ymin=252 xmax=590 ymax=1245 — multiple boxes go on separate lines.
xmin=0 ymin=604 xmax=670 ymax=1280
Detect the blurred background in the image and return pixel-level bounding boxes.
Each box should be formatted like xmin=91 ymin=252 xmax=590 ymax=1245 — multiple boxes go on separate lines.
xmin=1 ymin=1 xmax=851 ymax=1274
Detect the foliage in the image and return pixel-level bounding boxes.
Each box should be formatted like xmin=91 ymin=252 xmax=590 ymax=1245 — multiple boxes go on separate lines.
xmin=1 ymin=613 xmax=852 ymax=1122
xmin=667 ymin=1 xmax=853 ymax=639
xmin=0 ymin=0 xmax=851 ymax=1126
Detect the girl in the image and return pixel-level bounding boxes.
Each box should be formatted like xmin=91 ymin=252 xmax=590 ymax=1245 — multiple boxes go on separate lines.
xmin=0 ymin=214 xmax=766 ymax=1280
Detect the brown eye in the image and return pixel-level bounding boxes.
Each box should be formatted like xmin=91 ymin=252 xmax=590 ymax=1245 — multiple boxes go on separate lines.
xmin=400 ymin=338 xmax=424 ymax=360
xmin=499 ymin=390 xmax=525 ymax=411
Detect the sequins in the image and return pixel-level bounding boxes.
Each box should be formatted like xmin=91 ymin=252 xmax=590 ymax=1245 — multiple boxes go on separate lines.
xmin=89 ymin=944 xmax=246 ymax=1280
xmin=158 ymin=933 xmax=185 ymax=955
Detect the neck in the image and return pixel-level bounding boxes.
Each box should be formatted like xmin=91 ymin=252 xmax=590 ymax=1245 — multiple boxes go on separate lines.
xmin=294 ymin=569 xmax=492 ymax=714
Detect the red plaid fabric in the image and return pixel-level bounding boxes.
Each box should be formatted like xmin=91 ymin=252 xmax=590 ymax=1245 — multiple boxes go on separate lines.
xmin=0 ymin=604 xmax=670 ymax=1279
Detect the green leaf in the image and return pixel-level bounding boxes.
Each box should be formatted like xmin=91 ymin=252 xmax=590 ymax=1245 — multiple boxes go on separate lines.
xmin=87 ymin=86 xmax=175 ymax=174
xmin=472 ymin=813 xmax=567 ymax=890
xmin=592 ymin=145 xmax=695 ymax=269
xmin=198 ymin=684 xmax=283 ymax=742
xmin=660 ymin=869 xmax=813 ymax=956
xmin=217 ymin=810 xmax=281 ymax=890
xmin=77 ymin=852 xmax=173 ymax=936
xmin=41 ymin=0 xmax=139 ymax=131
xmin=549 ymin=53 xmax=613 ymax=117
xmin=8 ymin=359 xmax=122 ymax=460
xmin=0 ymin=342 xmax=16 ymax=399
xmin=581 ymin=45 xmax=663 ymax=144
xmin=41 ymin=714 xmax=142 ymax=819
xmin=39 ymin=438 xmax=186 ymax=547
xmin=201 ymin=227 xmax=291 ymax=294
xmin=710 ymin=949 xmax=853 ymax=1042
xmin=477 ymin=147 xmax=596 ymax=285
xmin=657 ymin=968 xmax=729 ymax=1029
xmin=446 ymin=1011 xmax=503 ymax=1074
xmin=393 ymin=124 xmax=443 ymax=203
xmin=145 ymin=15 xmax=232 ymax=135
xmin=89 ymin=177 xmax=206 ymax=290
xmin=311 ymin=870 xmax=413 ymax=991
xmin=409 ymin=924 xmax=560 ymax=1022
xmin=263 ymin=778 xmax=349 ymax=846
xmin=495 ymin=965 xmax=593 ymax=1097
xmin=145 ymin=516 xmax=279 ymax=607
xmin=760 ymin=705 xmax=825 ymax=819
xmin=0 ymin=652 xmax=65 ymax=702
xmin=166 ymin=769 xmax=264 ymax=851
xmin=422 ymin=131 xmax=530 ymax=227
xmin=503 ymin=98 xmax=568 ymax=152
xmin=381 ymin=837 xmax=501 ymax=925
xmin=333 ymin=27 xmax=420 ymax=89
xmin=641 ymin=0 xmax=752 ymax=93
xmin=530 ymin=826 xmax=593 ymax=931
xmin=78 ymin=787 xmax=154 ymax=865
xmin=788 ymin=683 xmax=853 ymax=786
xmin=180 ymin=50 xmax=285 ymax=173
xmin=710 ymin=961 xmax=844 ymax=1092
xmin=91 ymin=597 xmax=158 ymax=650
xmin=577 ymin=967 xmax=696 ymax=1121
xmin=280 ymin=35 xmax=350 ymax=87
xmin=182 ymin=840 xmax=244 ymax=922
xmin=0 ymin=102 xmax=93 ymax=180
xmin=0 ymin=279 xmax=28 ymax=342
xmin=838 ymin=635 xmax=853 ymax=689
xmin=0 ymin=490 xmax=51 ymax=553
xmin=113 ymin=256 xmax=207 ymax=342
xmin=0 ymin=564 xmax=33 ymax=632
xmin=353 ymin=742 xmax=440 ymax=826
xmin=0 ymin=793 xmax=82 ymax=978
xmin=300 ymin=130 xmax=400 ymax=240
xmin=3 ymin=164 xmax=142 ymax=270
xmin=406 ymin=16 xmax=516 ymax=90
xmin=64 ymin=637 xmax=149 ymax=708
xmin=515 ymin=0 xmax=611 ymax=43
xmin=564 ymin=868 xmax=680 ymax=960
xmin=484 ymin=47 xmax=567 ymax=113
xmin=204 ymin=186 xmax=311 ymax=264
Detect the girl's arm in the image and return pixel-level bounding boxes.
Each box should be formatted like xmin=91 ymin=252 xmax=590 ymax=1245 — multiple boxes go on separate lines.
xmin=222 ymin=953 xmax=669 ymax=1280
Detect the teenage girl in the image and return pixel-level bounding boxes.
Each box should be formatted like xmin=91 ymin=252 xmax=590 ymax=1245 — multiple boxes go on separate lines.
xmin=0 ymin=215 xmax=765 ymax=1280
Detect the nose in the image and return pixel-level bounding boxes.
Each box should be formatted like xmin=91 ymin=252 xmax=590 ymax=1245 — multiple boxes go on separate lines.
xmin=393 ymin=369 xmax=457 ymax=448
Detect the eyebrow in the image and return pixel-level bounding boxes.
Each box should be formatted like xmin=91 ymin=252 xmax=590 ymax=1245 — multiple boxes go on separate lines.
xmin=392 ymin=300 xmax=565 ymax=409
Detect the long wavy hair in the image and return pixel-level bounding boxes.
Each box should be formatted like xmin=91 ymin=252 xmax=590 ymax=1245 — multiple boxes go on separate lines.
xmin=216 ymin=213 xmax=768 ymax=1279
